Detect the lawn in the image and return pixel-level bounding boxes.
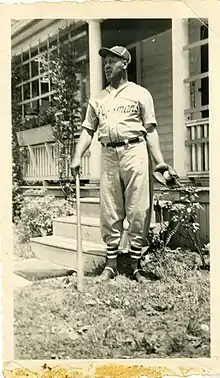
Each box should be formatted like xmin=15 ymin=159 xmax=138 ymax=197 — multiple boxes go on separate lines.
xmin=14 ymin=237 xmax=210 ymax=359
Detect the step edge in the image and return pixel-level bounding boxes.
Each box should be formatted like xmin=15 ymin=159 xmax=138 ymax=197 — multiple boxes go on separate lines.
xmin=30 ymin=236 xmax=105 ymax=255
xmin=53 ymin=216 xmax=100 ymax=226
xmin=74 ymin=197 xmax=100 ymax=204
xmin=31 ymin=235 xmax=105 ymax=247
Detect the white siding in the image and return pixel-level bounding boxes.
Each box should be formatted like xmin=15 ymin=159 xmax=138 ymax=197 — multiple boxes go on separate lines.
xmin=188 ymin=19 xmax=202 ymax=119
xmin=141 ymin=30 xmax=173 ymax=166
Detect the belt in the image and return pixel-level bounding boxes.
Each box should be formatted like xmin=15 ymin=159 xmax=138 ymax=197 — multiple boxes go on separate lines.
xmin=101 ymin=136 xmax=144 ymax=148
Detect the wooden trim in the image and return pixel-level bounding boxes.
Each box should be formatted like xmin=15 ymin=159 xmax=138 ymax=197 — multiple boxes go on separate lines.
xmin=184 ymin=72 xmax=209 ymax=84
xmin=172 ymin=18 xmax=189 ymax=177
xmin=16 ymin=52 xmax=45 ymax=66
xmin=23 ymin=174 xmax=91 ymax=181
xmin=28 ymin=46 xmax=32 ymax=107
xmin=16 ymin=53 xmax=87 ymax=89
xmin=191 ymin=126 xmax=196 ymax=171
xmin=187 ymin=171 xmax=209 ymax=177
xmin=37 ymin=41 xmax=42 ymax=107
xmin=21 ymin=79 xmax=24 ymax=118
xmin=15 ymin=30 xmax=87 ymax=67
xmin=186 ymin=117 xmax=209 ymax=127
xmin=204 ymin=124 xmax=209 ymax=171
xmin=185 ymin=105 xmax=209 ymax=115
xmin=183 ymin=38 xmax=208 ymax=51
xmin=23 ymin=175 xmax=58 ymax=181
xmin=16 ymin=72 xmax=49 ymax=87
xmin=18 ymin=90 xmax=56 ymax=106
xmin=185 ymin=137 xmax=209 ymax=146
xmin=47 ymin=38 xmax=51 ymax=102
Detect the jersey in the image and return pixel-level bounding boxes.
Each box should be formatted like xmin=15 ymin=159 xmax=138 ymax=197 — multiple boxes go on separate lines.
xmin=82 ymin=81 xmax=157 ymax=144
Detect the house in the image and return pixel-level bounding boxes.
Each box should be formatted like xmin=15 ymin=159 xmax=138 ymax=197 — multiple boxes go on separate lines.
xmin=11 ymin=18 xmax=209 ymax=270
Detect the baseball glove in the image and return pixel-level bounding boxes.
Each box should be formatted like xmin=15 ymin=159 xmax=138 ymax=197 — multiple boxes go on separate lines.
xmin=153 ymin=162 xmax=180 ymax=187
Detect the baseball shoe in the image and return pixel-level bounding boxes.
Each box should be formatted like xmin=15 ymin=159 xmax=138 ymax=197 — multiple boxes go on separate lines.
xmin=99 ymin=267 xmax=115 ymax=282
xmin=133 ymin=269 xmax=150 ymax=284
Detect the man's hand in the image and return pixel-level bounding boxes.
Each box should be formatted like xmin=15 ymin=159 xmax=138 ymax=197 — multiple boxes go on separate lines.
xmin=155 ymin=163 xmax=179 ymax=178
xmin=69 ymin=128 xmax=94 ymax=179
xmin=70 ymin=155 xmax=81 ymax=179
xmin=154 ymin=162 xmax=179 ymax=187
xmin=154 ymin=162 xmax=168 ymax=174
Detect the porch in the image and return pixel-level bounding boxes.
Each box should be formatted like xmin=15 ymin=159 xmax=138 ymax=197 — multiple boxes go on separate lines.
xmin=16 ymin=18 xmax=209 ymax=187
xmin=18 ymin=118 xmax=209 ymax=187
xmin=12 ymin=18 xmax=210 ymax=261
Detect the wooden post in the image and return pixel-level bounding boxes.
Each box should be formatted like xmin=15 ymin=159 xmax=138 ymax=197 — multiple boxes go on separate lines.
xmin=76 ymin=171 xmax=84 ymax=292
xmin=87 ymin=19 xmax=103 ymax=180
xmin=172 ymin=18 xmax=191 ymax=178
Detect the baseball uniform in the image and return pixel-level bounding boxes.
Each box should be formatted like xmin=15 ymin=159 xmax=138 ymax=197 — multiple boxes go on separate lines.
xmin=82 ymin=81 xmax=156 ymax=260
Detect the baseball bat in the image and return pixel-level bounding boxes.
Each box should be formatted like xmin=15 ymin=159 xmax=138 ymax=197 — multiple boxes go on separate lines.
xmin=75 ymin=170 xmax=84 ymax=292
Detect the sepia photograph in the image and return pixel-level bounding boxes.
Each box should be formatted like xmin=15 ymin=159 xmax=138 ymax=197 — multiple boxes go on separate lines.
xmin=11 ymin=16 xmax=210 ymax=361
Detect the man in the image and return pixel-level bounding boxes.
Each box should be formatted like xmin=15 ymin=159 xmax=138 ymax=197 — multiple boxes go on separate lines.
xmin=71 ymin=46 xmax=176 ymax=283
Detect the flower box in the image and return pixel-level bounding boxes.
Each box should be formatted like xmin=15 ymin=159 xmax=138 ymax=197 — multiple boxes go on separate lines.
xmin=16 ymin=124 xmax=54 ymax=147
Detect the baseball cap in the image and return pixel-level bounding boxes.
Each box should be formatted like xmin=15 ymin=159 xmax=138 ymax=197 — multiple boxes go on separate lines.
xmin=99 ymin=46 xmax=131 ymax=64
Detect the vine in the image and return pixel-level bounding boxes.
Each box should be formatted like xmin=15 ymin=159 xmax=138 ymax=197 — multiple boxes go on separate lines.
xmin=38 ymin=33 xmax=85 ymax=198
xmin=12 ymin=25 xmax=88 ymax=210
xmin=11 ymin=58 xmax=24 ymax=221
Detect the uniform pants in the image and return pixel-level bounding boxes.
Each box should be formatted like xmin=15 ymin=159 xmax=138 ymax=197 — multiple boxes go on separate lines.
xmin=100 ymin=140 xmax=153 ymax=253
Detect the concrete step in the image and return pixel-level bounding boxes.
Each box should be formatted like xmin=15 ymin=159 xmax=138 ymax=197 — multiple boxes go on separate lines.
xmin=72 ymin=197 xmax=100 ymax=218
xmin=14 ymin=258 xmax=75 ymax=281
xmin=30 ymin=236 xmax=106 ymax=273
xmin=53 ymin=215 xmax=103 ymax=245
xmin=13 ymin=273 xmax=33 ymax=288
xmin=80 ymin=186 xmax=100 ymax=198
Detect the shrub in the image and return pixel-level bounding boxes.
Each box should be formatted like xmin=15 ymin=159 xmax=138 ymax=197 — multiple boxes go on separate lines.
xmin=144 ymin=186 xmax=209 ymax=269
xmin=12 ymin=170 xmax=23 ymax=221
xmin=15 ymin=189 xmax=75 ymax=243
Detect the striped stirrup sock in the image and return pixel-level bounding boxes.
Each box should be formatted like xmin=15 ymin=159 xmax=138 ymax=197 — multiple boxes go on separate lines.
xmin=130 ymin=245 xmax=142 ymax=272
xmin=105 ymin=244 xmax=118 ymax=271
xmin=106 ymin=244 xmax=118 ymax=260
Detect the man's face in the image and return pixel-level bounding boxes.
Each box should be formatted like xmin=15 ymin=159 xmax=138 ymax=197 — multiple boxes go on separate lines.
xmin=104 ymin=54 xmax=127 ymax=82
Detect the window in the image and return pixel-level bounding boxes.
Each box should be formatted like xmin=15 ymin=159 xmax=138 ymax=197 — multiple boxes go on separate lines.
xmin=31 ymin=60 xmax=38 ymax=78
xmin=15 ymin=25 xmax=88 ymax=118
xmin=41 ymin=80 xmax=49 ymax=95
xmin=23 ymin=83 xmax=30 ymax=100
xmin=31 ymin=80 xmax=39 ymax=97
xmin=200 ymin=25 xmax=209 ymax=118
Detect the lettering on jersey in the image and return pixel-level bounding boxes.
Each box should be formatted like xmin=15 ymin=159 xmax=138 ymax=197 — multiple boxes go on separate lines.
xmin=97 ymin=101 xmax=139 ymax=122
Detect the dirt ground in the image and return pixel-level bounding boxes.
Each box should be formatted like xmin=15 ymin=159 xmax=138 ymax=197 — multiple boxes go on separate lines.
xmin=14 ymin=244 xmax=210 ymax=360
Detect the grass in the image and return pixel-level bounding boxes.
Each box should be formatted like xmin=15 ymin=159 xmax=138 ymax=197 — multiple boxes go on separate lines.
xmin=14 ymin=237 xmax=210 ymax=359
xmin=13 ymin=226 xmax=35 ymax=260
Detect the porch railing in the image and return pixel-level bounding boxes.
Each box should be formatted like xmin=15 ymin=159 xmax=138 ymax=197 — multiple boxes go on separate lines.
xmin=23 ymin=142 xmax=91 ymax=182
xmin=185 ymin=118 xmax=209 ymax=176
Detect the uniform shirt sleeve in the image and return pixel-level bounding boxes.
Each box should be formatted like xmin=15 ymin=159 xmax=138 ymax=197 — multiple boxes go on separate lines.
xmin=82 ymin=99 xmax=99 ymax=132
xmin=139 ymin=89 xmax=157 ymax=129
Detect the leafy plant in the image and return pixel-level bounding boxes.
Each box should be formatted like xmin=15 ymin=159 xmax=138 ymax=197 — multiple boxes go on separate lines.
xmin=38 ymin=31 xmax=86 ymax=192
xmin=168 ymin=186 xmax=206 ymax=264
xmin=11 ymin=25 xmax=87 ymax=212
xmin=19 ymin=106 xmax=57 ymax=131
xmin=15 ymin=189 xmax=75 ymax=243
xmin=11 ymin=58 xmax=24 ymax=221
xmin=145 ymin=186 xmax=208 ymax=268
